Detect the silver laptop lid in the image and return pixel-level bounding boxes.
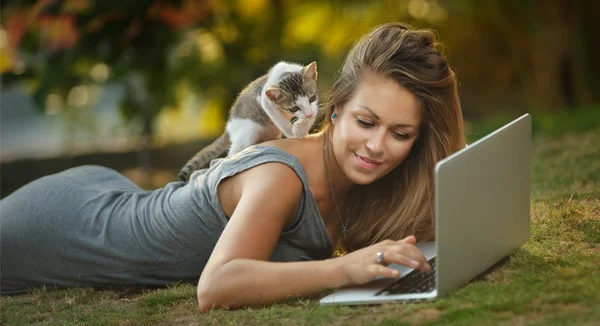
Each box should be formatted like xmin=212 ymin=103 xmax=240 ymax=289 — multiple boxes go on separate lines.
xmin=435 ymin=114 xmax=531 ymax=296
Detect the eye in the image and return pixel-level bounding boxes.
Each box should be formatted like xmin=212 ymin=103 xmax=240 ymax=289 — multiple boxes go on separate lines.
xmin=289 ymin=106 xmax=300 ymax=113
xmin=309 ymin=95 xmax=317 ymax=103
xmin=392 ymin=132 xmax=409 ymax=140
xmin=356 ymin=117 xmax=374 ymax=128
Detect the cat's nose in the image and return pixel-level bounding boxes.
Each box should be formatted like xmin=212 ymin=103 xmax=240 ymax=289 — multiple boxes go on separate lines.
xmin=305 ymin=112 xmax=314 ymax=118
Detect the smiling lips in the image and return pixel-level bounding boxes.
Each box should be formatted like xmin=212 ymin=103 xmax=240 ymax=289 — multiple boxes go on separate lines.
xmin=354 ymin=153 xmax=382 ymax=171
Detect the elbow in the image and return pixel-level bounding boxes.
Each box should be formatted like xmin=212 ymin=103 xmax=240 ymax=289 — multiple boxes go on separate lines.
xmin=197 ymin=299 xmax=212 ymax=312
xmin=197 ymin=260 xmax=248 ymax=311
xmin=197 ymin=296 xmax=216 ymax=312
xmin=197 ymin=279 xmax=220 ymax=312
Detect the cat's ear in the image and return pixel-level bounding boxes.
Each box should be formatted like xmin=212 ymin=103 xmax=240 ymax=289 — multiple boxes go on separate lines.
xmin=302 ymin=61 xmax=318 ymax=82
xmin=265 ymin=86 xmax=283 ymax=102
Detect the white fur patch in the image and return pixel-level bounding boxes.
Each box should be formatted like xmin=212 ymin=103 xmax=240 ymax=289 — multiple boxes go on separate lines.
xmin=295 ymin=95 xmax=318 ymax=119
xmin=226 ymin=118 xmax=267 ymax=156
xmin=269 ymin=61 xmax=303 ymax=78
xmin=259 ymin=61 xmax=308 ymax=138
xmin=262 ymin=62 xmax=303 ymax=97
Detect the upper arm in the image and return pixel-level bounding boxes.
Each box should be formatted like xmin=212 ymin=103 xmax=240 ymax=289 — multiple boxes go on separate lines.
xmin=200 ymin=162 xmax=303 ymax=279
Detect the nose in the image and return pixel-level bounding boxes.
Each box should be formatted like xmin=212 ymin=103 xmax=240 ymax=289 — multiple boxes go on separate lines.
xmin=366 ymin=131 xmax=385 ymax=155
xmin=305 ymin=112 xmax=314 ymax=118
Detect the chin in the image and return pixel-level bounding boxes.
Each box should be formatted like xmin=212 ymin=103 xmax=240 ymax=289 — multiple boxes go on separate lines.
xmin=347 ymin=169 xmax=380 ymax=185
xmin=354 ymin=178 xmax=375 ymax=186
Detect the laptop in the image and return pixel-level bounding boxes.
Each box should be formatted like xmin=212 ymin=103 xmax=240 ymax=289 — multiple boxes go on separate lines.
xmin=320 ymin=114 xmax=532 ymax=305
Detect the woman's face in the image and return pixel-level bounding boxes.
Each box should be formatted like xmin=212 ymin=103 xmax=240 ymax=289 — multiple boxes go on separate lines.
xmin=332 ymin=73 xmax=422 ymax=185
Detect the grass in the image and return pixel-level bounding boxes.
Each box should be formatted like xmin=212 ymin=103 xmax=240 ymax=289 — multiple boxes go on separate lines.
xmin=2 ymin=109 xmax=599 ymax=325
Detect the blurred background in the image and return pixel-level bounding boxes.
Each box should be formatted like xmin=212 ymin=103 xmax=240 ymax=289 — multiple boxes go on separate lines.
xmin=1 ymin=0 xmax=599 ymax=197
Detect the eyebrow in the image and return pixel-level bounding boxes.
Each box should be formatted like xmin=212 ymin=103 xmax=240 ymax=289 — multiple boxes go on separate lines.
xmin=357 ymin=104 xmax=417 ymax=130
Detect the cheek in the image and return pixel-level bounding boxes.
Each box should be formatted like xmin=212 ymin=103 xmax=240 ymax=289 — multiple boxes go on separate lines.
xmin=387 ymin=141 xmax=416 ymax=165
xmin=331 ymin=121 xmax=356 ymax=158
xmin=336 ymin=118 xmax=365 ymax=144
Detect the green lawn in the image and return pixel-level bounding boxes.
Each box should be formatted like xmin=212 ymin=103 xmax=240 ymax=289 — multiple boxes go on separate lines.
xmin=2 ymin=109 xmax=599 ymax=326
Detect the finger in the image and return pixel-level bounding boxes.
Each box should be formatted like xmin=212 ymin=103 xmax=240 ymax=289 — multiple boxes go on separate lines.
xmin=390 ymin=243 xmax=427 ymax=262
xmin=375 ymin=239 xmax=429 ymax=271
xmin=398 ymin=235 xmax=416 ymax=244
xmin=380 ymin=251 xmax=424 ymax=270
xmin=374 ymin=250 xmax=388 ymax=266
xmin=388 ymin=244 xmax=430 ymax=272
xmin=368 ymin=264 xmax=400 ymax=279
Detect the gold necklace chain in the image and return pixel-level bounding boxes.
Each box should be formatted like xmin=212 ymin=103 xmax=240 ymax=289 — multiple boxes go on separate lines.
xmin=323 ymin=132 xmax=349 ymax=238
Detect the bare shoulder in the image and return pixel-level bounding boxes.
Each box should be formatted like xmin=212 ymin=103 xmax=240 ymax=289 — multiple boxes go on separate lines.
xmin=260 ymin=136 xmax=319 ymax=160
xmin=260 ymin=138 xmax=292 ymax=151
xmin=240 ymin=161 xmax=304 ymax=224
xmin=218 ymin=159 xmax=303 ymax=219
xmin=242 ymin=160 xmax=301 ymax=185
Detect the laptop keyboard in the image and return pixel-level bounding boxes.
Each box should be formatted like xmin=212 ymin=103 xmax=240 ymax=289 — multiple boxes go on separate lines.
xmin=375 ymin=257 xmax=437 ymax=296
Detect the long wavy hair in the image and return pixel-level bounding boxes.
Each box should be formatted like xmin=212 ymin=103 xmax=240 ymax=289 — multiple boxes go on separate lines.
xmin=320 ymin=22 xmax=467 ymax=252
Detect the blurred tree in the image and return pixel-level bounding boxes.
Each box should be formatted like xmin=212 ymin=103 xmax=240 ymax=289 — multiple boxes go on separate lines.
xmin=440 ymin=0 xmax=597 ymax=110
xmin=486 ymin=0 xmax=594 ymax=109
xmin=1 ymin=0 xmax=217 ymax=178
xmin=1 ymin=0 xmax=215 ymax=137
xmin=1 ymin=0 xmax=598 ymax=161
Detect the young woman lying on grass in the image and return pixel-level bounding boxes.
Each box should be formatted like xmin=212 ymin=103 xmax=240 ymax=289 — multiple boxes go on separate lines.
xmin=0 ymin=22 xmax=466 ymax=311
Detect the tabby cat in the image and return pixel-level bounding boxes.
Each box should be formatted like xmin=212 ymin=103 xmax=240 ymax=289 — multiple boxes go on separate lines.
xmin=178 ymin=61 xmax=319 ymax=181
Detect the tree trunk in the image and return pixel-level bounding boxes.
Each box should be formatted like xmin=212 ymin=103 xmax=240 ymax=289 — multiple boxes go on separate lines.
xmin=527 ymin=0 xmax=574 ymax=110
xmin=571 ymin=0 xmax=594 ymax=108
xmin=488 ymin=0 xmax=593 ymax=110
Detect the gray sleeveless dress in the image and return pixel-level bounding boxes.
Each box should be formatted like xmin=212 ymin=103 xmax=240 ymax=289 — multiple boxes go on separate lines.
xmin=0 ymin=145 xmax=333 ymax=294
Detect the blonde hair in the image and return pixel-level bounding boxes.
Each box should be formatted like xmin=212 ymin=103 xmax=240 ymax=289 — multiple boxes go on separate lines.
xmin=321 ymin=22 xmax=466 ymax=252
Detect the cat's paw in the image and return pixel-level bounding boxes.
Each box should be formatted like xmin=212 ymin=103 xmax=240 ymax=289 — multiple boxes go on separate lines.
xmin=292 ymin=117 xmax=315 ymax=138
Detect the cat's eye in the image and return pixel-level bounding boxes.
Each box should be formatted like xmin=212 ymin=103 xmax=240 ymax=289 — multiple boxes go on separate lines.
xmin=290 ymin=106 xmax=301 ymax=113
xmin=309 ymin=95 xmax=317 ymax=103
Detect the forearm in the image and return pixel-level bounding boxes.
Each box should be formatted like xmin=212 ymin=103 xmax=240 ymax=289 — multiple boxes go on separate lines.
xmin=197 ymin=258 xmax=345 ymax=311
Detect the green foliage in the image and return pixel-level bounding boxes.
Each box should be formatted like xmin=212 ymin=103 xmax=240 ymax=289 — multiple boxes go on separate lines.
xmin=1 ymin=0 xmax=212 ymax=135
xmin=2 ymin=0 xmax=599 ymax=145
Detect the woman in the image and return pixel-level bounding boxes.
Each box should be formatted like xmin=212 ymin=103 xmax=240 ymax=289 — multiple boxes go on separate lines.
xmin=0 ymin=22 xmax=466 ymax=310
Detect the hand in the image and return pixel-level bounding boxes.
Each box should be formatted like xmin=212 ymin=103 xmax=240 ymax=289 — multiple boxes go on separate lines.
xmin=292 ymin=116 xmax=315 ymax=138
xmin=334 ymin=235 xmax=431 ymax=286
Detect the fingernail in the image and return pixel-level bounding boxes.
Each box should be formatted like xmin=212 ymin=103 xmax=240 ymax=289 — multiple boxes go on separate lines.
xmin=410 ymin=260 xmax=420 ymax=268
